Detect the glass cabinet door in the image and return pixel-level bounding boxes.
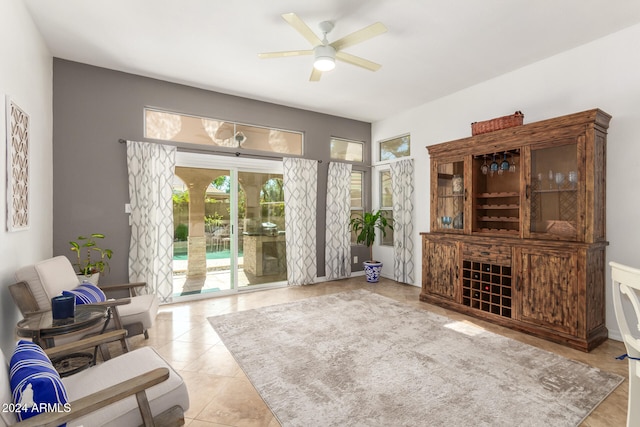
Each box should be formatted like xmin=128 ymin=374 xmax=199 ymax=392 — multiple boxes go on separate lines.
xmin=435 ymin=160 xmax=465 ymax=232
xmin=529 ymin=141 xmax=579 ymax=240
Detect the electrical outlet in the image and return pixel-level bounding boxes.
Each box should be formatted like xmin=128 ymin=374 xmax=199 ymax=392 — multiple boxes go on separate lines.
xmin=353 ymin=256 xmax=358 ymax=263
xmin=124 ymin=203 xmax=131 ymax=213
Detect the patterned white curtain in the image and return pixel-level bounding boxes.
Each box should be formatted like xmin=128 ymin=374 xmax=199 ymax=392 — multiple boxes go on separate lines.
xmin=283 ymin=157 xmax=318 ymax=286
xmin=390 ymin=159 xmax=415 ymax=284
xmin=325 ymin=162 xmax=352 ymax=280
xmin=126 ymin=140 xmax=176 ymax=303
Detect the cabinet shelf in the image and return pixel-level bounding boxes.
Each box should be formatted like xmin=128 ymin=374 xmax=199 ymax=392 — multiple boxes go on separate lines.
xmin=437 ymin=172 xmax=454 ymax=179
xmin=477 ymin=204 xmax=519 ymax=209
xmin=478 ymin=216 xmax=519 ymax=222
xmin=476 ymin=192 xmax=519 ymax=198
xmin=477 ymin=228 xmax=519 ymax=235
xmin=532 ymin=188 xmax=577 ymax=194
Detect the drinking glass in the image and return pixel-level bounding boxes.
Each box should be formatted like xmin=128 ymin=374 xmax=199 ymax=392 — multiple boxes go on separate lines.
xmin=499 ymin=152 xmax=510 ymax=175
xmin=548 ymin=170 xmax=554 ymax=189
xmin=555 ymin=172 xmax=565 ymax=189
xmin=490 ymin=154 xmax=499 ymax=176
xmin=568 ymin=171 xmax=577 ymax=188
xmin=480 ymin=155 xmax=489 ymax=175
xmin=509 ymin=153 xmax=517 ymax=173
xmin=441 ymin=216 xmax=452 ymax=228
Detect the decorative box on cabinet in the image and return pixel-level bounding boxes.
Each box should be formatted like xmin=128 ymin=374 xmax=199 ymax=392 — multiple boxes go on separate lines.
xmin=420 ymin=109 xmax=610 ymax=352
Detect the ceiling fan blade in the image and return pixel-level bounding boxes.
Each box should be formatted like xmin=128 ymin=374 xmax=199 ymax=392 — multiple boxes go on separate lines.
xmin=282 ymin=12 xmax=322 ymax=47
xmin=330 ymin=22 xmax=387 ymax=51
xmin=309 ymin=67 xmax=322 ymax=82
xmin=336 ymin=51 xmax=381 ymax=71
xmin=258 ymin=50 xmax=313 ymax=59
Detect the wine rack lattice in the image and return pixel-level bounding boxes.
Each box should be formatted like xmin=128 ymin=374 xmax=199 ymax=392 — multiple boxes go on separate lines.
xmin=462 ymin=260 xmax=512 ymax=318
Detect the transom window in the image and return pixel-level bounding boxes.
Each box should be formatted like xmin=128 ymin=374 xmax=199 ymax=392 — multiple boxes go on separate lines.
xmin=379 ymin=134 xmax=410 ymax=161
xmin=330 ymin=137 xmax=364 ymax=162
xmin=145 ymin=108 xmax=303 ymax=155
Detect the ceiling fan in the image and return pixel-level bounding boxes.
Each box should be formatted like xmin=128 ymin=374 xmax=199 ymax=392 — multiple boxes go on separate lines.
xmin=258 ymin=13 xmax=387 ymax=81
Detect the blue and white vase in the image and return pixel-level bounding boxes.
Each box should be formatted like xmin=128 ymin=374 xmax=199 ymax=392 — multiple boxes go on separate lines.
xmin=77 ymin=272 xmax=100 ymax=285
xmin=363 ymin=261 xmax=383 ymax=283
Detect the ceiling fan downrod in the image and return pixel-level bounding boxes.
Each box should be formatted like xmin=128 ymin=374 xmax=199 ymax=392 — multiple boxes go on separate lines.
xmin=314 ymin=21 xmax=336 ymax=71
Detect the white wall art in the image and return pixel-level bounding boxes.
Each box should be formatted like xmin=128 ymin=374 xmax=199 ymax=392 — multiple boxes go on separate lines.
xmin=6 ymin=96 xmax=29 ymax=231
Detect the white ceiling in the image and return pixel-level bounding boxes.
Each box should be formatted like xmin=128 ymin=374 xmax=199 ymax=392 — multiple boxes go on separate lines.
xmin=24 ymin=0 xmax=640 ymax=122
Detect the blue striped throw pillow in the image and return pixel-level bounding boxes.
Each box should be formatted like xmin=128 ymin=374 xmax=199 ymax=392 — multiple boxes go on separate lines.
xmin=62 ymin=282 xmax=106 ymax=304
xmin=9 ymin=340 xmax=69 ymax=422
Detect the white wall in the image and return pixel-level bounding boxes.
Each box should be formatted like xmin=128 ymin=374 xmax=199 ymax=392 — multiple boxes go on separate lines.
xmin=372 ymin=23 xmax=640 ymax=340
xmin=0 ymin=0 xmax=53 ymax=355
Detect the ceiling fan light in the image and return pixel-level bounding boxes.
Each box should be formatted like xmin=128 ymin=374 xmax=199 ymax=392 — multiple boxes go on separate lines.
xmin=314 ymin=57 xmax=335 ymax=71
xmin=314 ymin=44 xmax=336 ymax=71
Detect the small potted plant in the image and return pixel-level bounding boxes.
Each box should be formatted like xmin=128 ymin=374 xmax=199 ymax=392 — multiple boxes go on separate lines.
xmin=349 ymin=210 xmax=392 ymax=283
xmin=69 ymin=233 xmax=113 ymax=284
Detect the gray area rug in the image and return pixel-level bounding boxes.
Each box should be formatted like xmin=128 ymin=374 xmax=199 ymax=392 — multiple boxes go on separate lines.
xmin=208 ymin=289 xmax=623 ymax=427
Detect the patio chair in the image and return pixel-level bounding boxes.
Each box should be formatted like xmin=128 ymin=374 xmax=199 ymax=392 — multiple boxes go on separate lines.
xmin=207 ymin=226 xmax=230 ymax=252
xmin=610 ymin=261 xmax=640 ymax=427
xmin=13 ymin=256 xmax=159 ymax=342
xmin=0 ymin=330 xmax=189 ymax=426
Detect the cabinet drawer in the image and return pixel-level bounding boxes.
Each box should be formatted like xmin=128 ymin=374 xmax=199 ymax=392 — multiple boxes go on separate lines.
xmin=463 ymin=243 xmax=511 ymax=265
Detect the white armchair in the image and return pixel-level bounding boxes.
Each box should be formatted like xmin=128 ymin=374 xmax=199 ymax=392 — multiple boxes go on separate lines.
xmin=13 ymin=256 xmax=159 ymax=342
xmin=610 ymin=261 xmax=640 ymax=427
xmin=0 ymin=330 xmax=189 ymax=426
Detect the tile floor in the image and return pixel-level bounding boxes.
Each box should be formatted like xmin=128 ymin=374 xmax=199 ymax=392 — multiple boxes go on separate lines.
xmin=126 ymin=277 xmax=629 ymax=427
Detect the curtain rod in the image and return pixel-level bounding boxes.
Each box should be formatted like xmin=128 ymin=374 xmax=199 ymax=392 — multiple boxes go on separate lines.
xmin=118 ymin=138 xmax=322 ymax=163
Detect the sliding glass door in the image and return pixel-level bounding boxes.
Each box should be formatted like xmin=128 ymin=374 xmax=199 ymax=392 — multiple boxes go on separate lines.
xmin=237 ymin=170 xmax=287 ymax=287
xmin=171 ymin=153 xmax=287 ymax=299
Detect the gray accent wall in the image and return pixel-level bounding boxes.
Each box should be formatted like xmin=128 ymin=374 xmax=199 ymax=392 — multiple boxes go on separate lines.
xmin=53 ymin=59 xmax=371 ymax=284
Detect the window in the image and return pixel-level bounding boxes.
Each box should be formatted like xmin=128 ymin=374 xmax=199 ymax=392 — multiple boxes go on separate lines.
xmin=330 ymin=138 xmax=364 ymax=162
xmin=379 ymin=134 xmax=410 ymax=161
xmin=330 ymin=138 xmax=365 ymax=245
xmin=144 ymin=108 xmax=303 ymax=155
xmin=350 ymin=171 xmax=364 ymax=244
xmin=379 ymin=170 xmax=394 ymax=246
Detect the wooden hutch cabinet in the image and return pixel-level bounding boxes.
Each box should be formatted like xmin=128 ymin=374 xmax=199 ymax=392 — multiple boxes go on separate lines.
xmin=420 ymin=109 xmax=610 ymax=351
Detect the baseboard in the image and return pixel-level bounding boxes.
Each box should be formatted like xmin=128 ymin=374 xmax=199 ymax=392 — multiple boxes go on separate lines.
xmin=314 ymin=271 xmax=366 ymax=283
xmin=607 ymin=329 xmax=622 ymax=342
xmin=379 ymin=271 xmax=420 ymax=287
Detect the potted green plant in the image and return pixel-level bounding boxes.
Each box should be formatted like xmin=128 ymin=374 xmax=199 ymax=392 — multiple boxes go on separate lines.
xmin=349 ymin=210 xmax=393 ymax=283
xmin=69 ymin=233 xmax=113 ymax=284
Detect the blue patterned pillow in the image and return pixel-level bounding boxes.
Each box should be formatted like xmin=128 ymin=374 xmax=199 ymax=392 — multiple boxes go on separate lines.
xmin=62 ymin=282 xmax=106 ymax=304
xmin=9 ymin=340 xmax=69 ymax=422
